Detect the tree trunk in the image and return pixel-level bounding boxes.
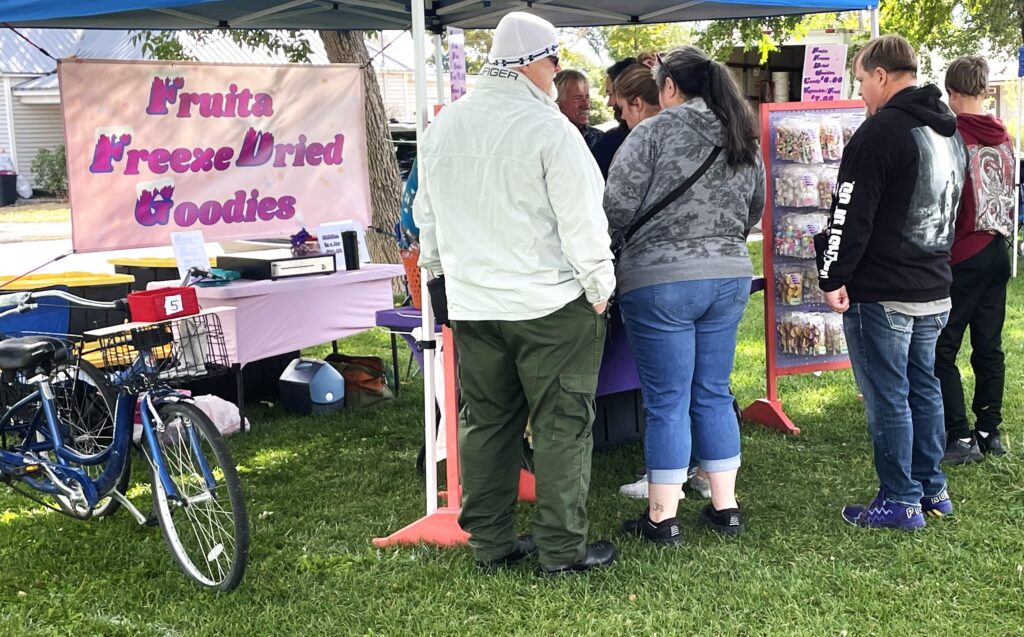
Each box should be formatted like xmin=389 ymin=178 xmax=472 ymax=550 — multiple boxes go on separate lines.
xmin=319 ymin=30 xmax=401 ymax=267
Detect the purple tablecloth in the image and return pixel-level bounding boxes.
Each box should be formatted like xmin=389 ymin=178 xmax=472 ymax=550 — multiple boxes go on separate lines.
xmin=378 ymin=276 xmax=764 ymax=398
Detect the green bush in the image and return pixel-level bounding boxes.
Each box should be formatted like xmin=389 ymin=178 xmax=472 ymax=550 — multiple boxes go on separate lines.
xmin=30 ymin=145 xmax=68 ymax=198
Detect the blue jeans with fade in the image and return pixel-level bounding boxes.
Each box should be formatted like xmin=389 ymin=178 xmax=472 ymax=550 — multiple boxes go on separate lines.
xmin=843 ymin=302 xmax=949 ymax=506
xmin=619 ymin=278 xmax=748 ymax=485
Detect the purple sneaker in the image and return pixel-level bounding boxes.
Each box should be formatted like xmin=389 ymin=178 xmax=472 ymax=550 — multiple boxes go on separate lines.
xmin=841 ymin=491 xmax=926 ymax=531
xmin=921 ymin=488 xmax=953 ymax=518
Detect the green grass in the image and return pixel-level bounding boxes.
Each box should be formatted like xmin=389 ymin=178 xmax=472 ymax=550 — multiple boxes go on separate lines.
xmin=0 ymin=202 xmax=70 ymax=224
xmin=1 ymin=242 xmax=1023 ymax=636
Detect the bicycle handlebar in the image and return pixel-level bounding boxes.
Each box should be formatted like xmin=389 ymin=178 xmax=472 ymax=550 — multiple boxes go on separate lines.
xmin=0 ymin=289 xmax=124 ymax=312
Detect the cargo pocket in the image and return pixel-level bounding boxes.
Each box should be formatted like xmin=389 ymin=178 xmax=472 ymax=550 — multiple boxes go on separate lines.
xmin=551 ymin=374 xmax=597 ymax=442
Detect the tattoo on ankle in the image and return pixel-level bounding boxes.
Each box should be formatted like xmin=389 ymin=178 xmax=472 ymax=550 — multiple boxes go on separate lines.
xmin=653 ymin=503 xmax=664 ymax=512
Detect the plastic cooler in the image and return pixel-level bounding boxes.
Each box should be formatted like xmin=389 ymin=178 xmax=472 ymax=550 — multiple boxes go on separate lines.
xmin=0 ymin=272 xmax=133 ymax=336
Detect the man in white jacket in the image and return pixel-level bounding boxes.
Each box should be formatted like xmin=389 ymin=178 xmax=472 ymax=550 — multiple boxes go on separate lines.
xmin=414 ymin=11 xmax=616 ymax=575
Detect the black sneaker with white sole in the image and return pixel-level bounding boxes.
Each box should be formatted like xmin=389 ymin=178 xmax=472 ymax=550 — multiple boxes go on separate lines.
xmin=699 ymin=503 xmax=745 ymax=535
xmin=941 ymin=437 xmax=984 ymax=465
xmin=975 ymin=430 xmax=1006 ymax=456
xmin=620 ymin=509 xmax=684 ymax=545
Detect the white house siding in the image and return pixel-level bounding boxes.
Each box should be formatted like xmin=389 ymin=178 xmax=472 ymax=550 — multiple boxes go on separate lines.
xmin=0 ymin=79 xmax=12 ymax=162
xmin=10 ymin=100 xmax=64 ymax=188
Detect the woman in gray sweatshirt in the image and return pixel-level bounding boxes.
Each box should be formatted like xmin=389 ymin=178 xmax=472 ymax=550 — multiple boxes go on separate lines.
xmin=606 ymin=45 xmax=765 ymax=543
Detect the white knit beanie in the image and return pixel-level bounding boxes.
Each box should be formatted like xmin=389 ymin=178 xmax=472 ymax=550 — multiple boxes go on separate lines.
xmin=488 ymin=12 xmax=559 ymax=68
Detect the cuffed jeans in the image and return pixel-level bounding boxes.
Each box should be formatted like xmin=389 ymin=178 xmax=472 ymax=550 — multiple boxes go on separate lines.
xmin=620 ymin=278 xmax=747 ymax=485
xmin=844 ymin=302 xmax=949 ymax=506
xmin=935 ymin=238 xmax=1010 ymax=439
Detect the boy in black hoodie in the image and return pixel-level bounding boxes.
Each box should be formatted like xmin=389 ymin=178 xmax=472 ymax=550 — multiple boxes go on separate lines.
xmin=935 ymin=57 xmax=1015 ymax=464
xmin=816 ymin=35 xmax=967 ymax=530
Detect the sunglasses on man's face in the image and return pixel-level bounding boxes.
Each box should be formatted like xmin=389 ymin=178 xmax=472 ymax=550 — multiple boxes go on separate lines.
xmin=547 ymin=55 xmax=560 ymax=68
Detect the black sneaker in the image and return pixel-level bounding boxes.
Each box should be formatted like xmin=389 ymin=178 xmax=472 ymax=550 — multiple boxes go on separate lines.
xmin=941 ymin=437 xmax=984 ymax=465
xmin=475 ymin=535 xmax=538 ymax=571
xmin=699 ymin=503 xmax=745 ymax=535
xmin=975 ymin=430 xmax=1007 ymax=456
xmin=620 ymin=509 xmax=684 ymax=545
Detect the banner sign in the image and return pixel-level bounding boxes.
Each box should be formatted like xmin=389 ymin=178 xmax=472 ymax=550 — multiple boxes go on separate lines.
xmin=1018 ymin=46 xmax=1024 ymax=77
xmin=801 ymin=44 xmax=848 ymax=102
xmin=448 ymin=27 xmax=467 ymax=101
xmin=59 ymin=59 xmax=372 ymax=253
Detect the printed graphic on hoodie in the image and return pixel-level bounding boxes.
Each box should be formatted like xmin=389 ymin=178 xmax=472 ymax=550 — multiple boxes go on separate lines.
xmin=905 ymin=126 xmax=967 ymax=250
xmin=968 ymin=139 xmax=1015 ymax=236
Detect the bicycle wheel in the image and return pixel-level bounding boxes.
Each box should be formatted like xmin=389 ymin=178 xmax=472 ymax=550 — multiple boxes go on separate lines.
xmin=49 ymin=359 xmax=131 ymax=518
xmin=146 ymin=401 xmax=248 ymax=591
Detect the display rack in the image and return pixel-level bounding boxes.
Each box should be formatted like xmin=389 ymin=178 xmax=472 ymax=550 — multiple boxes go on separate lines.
xmin=743 ymin=99 xmax=865 ymax=435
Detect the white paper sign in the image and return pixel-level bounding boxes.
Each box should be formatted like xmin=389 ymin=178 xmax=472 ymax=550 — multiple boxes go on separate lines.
xmin=316 ymin=220 xmax=371 ymax=264
xmin=164 ymin=293 xmax=184 ymax=315
xmin=170 ymin=230 xmax=209 ymax=280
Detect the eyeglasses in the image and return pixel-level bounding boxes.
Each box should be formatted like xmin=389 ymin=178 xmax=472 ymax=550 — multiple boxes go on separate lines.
xmin=547 ymin=55 xmax=560 ymax=68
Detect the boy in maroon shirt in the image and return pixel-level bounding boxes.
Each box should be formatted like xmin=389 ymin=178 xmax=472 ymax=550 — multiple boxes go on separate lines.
xmin=936 ymin=56 xmax=1015 ymax=464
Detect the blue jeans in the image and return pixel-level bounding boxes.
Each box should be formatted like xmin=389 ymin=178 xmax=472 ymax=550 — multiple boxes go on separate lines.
xmin=620 ymin=278 xmax=748 ymax=484
xmin=843 ymin=302 xmax=949 ymax=506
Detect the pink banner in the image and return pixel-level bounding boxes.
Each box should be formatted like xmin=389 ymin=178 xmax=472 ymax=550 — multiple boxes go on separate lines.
xmin=447 ymin=27 xmax=467 ymax=102
xmin=801 ymin=44 xmax=848 ymax=102
xmin=59 ymin=59 xmax=371 ymax=253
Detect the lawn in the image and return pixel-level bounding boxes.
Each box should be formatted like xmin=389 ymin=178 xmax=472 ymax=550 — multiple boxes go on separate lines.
xmin=0 ymin=201 xmax=70 ymax=224
xmin=1 ymin=243 xmax=1022 ymax=636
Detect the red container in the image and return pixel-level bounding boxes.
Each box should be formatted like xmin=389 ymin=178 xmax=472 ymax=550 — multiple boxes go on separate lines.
xmin=127 ymin=287 xmax=199 ymax=322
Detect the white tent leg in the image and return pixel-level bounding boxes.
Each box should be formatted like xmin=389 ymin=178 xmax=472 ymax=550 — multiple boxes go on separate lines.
xmin=870 ymin=7 xmax=879 ymax=37
xmin=433 ymin=33 xmax=445 ymax=108
xmin=411 ymin=0 xmax=438 ymax=515
xmin=1014 ymin=76 xmax=1021 ymax=278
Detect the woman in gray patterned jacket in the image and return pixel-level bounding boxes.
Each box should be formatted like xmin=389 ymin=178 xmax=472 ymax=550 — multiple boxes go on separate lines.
xmin=607 ymin=45 xmax=765 ymax=543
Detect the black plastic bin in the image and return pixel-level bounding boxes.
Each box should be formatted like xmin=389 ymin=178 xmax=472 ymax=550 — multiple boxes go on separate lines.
xmin=0 ymin=174 xmax=16 ymax=206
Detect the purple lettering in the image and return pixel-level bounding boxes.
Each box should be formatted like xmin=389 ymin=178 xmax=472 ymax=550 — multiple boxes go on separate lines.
xmin=145 ymin=77 xmax=184 ymax=115
xmin=323 ymin=134 xmax=345 ymax=165
xmin=149 ymin=148 xmax=171 ymax=174
xmin=237 ymin=128 xmax=274 ymax=167
xmin=257 ymin=196 xmax=277 ymax=220
xmin=89 ymin=133 xmax=132 ymax=173
xmin=276 ymin=196 xmax=296 ymax=220
xmin=123 ymin=148 xmax=149 ymax=176
xmin=198 ymin=200 xmax=223 ymax=225
xmin=173 ymin=202 xmax=200 ymax=227
xmin=214 ymin=147 xmax=233 ymax=171
xmin=305 ymin=142 xmax=324 ymax=166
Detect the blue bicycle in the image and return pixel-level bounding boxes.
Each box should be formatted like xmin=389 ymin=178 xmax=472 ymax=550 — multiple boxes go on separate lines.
xmin=0 ymin=288 xmax=249 ymax=591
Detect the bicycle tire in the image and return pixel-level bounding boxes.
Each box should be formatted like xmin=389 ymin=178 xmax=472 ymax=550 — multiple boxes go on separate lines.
xmin=49 ymin=359 xmax=130 ymax=518
xmin=146 ymin=401 xmax=249 ymax=591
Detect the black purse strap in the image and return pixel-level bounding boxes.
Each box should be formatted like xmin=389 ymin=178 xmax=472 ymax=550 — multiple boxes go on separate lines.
xmin=620 ymin=145 xmax=722 ymax=247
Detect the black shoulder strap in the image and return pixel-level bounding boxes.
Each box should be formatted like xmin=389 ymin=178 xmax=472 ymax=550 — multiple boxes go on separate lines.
xmin=621 ymin=146 xmax=722 ymax=246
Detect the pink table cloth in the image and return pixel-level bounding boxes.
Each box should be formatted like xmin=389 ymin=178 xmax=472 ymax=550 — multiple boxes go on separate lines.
xmin=149 ymin=264 xmax=403 ymax=367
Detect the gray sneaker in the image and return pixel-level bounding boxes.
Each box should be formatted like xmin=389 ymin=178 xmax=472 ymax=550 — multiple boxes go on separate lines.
xmin=618 ymin=475 xmax=685 ymax=500
xmin=941 ymin=437 xmax=984 ymax=465
xmin=686 ymin=466 xmax=711 ymax=498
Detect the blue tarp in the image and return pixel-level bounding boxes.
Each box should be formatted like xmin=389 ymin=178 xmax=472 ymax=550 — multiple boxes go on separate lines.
xmin=0 ymin=0 xmax=878 ymax=30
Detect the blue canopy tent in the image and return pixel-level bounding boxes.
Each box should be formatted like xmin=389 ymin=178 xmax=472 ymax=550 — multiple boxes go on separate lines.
xmin=2 ymin=1 xmax=877 ymax=30
xmin=0 ymin=0 xmax=880 ymax=542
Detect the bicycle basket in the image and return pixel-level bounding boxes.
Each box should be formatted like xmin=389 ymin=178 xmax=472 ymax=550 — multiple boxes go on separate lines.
xmin=96 ymin=313 xmax=230 ymax=392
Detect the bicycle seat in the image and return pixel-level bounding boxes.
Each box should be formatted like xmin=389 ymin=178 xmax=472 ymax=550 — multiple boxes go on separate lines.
xmin=0 ymin=336 xmax=69 ymax=371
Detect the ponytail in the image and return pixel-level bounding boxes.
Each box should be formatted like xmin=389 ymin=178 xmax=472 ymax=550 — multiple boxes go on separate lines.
xmin=654 ymin=45 xmax=758 ymax=168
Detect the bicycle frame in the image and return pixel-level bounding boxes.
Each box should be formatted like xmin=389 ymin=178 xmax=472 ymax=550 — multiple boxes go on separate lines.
xmin=0 ymin=287 xmax=224 ymax=510
xmin=0 ymin=372 xmax=131 ymax=508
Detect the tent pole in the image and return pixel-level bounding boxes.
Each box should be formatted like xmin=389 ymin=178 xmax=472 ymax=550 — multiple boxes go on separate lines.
xmin=433 ymin=33 xmax=445 ymax=107
xmin=869 ymin=7 xmax=879 ymax=37
xmin=411 ymin=0 xmax=438 ymax=515
xmin=1014 ymin=74 xmax=1021 ymax=278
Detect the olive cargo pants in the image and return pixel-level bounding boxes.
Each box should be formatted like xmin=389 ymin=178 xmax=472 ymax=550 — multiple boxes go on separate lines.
xmin=451 ymin=295 xmax=606 ymax=565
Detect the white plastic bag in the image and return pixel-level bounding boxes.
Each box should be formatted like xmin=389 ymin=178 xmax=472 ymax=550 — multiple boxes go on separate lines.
xmin=192 ymin=395 xmax=247 ymax=437
xmin=15 ymin=175 xmax=31 ymax=199
xmin=0 ymin=150 xmax=15 ymax=173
